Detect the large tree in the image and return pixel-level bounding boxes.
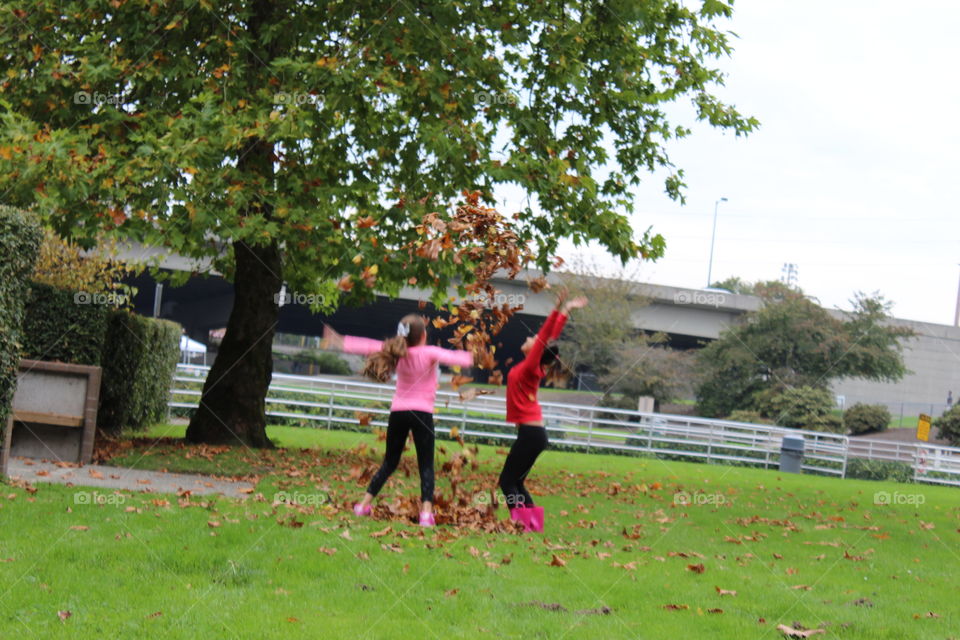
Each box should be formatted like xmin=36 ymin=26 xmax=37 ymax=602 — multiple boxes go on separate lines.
xmin=0 ymin=1 xmax=757 ymax=446
xmin=695 ymin=289 xmax=914 ymax=418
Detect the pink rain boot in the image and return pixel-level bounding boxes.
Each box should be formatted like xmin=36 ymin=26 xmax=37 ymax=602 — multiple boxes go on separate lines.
xmin=419 ymin=511 xmax=436 ymax=527
xmin=353 ymin=502 xmax=372 ymax=517
xmin=509 ymin=507 xmax=535 ymax=532
xmin=527 ymin=506 xmax=544 ymax=533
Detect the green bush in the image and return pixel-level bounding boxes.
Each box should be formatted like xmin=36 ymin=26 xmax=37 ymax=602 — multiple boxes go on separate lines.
xmin=754 ymin=386 xmax=843 ymax=432
xmin=725 ymin=410 xmax=773 ymax=425
xmin=21 ymin=281 xmax=109 ymax=366
xmin=933 ymin=404 xmax=960 ymax=446
xmin=272 ymin=350 xmax=351 ymax=375
xmin=843 ymin=403 xmax=891 ymax=435
xmin=0 ymin=206 xmax=42 ymax=466
xmin=98 ymin=311 xmax=182 ymax=433
xmin=845 ymin=458 xmax=914 ymax=483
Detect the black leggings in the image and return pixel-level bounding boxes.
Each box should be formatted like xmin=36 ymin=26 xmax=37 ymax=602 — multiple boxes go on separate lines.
xmin=499 ymin=425 xmax=548 ymax=508
xmin=367 ymin=410 xmax=435 ymax=503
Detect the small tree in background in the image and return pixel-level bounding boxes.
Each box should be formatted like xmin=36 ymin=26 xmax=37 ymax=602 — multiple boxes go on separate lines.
xmin=558 ymin=260 xmax=648 ymax=380
xmin=708 ymin=276 xmax=755 ymax=295
xmin=557 ymin=260 xmax=697 ymax=408
xmin=32 ymin=229 xmax=135 ymax=304
xmin=599 ymin=341 xmax=698 ymax=411
xmin=696 ymin=288 xmax=913 ymax=419
xmin=934 ymin=405 xmax=960 ymax=446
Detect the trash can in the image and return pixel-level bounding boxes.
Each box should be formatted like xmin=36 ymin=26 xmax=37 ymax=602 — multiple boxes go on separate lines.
xmin=779 ymin=435 xmax=805 ymax=473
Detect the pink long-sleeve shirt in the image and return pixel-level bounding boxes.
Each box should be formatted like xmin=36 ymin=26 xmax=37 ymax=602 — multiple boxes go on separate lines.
xmin=342 ymin=336 xmax=474 ymax=413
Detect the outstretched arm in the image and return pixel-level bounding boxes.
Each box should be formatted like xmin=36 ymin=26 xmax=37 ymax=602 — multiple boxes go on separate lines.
xmin=425 ymin=346 xmax=475 ymax=369
xmin=323 ymin=324 xmax=383 ymax=355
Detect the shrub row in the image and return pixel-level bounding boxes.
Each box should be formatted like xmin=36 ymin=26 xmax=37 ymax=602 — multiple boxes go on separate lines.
xmin=20 ymin=276 xmax=181 ymax=433
xmin=0 ymin=207 xmax=43 ymax=468
xmin=99 ymin=312 xmax=182 ymax=433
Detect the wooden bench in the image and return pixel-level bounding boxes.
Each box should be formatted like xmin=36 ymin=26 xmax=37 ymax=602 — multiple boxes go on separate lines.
xmin=0 ymin=359 xmax=101 ymax=475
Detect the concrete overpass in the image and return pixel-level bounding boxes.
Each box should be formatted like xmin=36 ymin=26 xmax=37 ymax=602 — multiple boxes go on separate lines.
xmin=118 ymin=244 xmax=960 ymax=412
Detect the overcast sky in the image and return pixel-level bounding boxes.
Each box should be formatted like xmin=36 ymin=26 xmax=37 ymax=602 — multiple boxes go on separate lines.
xmin=546 ymin=0 xmax=960 ymax=326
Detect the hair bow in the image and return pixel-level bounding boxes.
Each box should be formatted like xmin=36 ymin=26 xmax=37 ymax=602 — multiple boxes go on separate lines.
xmin=397 ymin=321 xmax=410 ymax=337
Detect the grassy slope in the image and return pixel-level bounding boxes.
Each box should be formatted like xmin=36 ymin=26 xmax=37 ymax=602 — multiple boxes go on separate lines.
xmin=1 ymin=424 xmax=958 ymax=639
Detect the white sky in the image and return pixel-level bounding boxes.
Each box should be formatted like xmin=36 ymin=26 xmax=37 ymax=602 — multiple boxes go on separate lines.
xmin=551 ymin=0 xmax=960 ymax=325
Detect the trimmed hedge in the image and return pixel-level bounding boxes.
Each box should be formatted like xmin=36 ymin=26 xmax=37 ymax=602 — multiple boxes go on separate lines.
xmin=272 ymin=350 xmax=351 ymax=375
xmin=754 ymin=386 xmax=843 ymax=433
xmin=0 ymin=206 xmax=43 ymax=466
xmin=98 ymin=311 xmax=182 ymax=433
xmin=845 ymin=458 xmax=914 ymax=483
xmin=21 ymin=281 xmax=109 ymax=366
xmin=843 ymin=403 xmax=891 ymax=435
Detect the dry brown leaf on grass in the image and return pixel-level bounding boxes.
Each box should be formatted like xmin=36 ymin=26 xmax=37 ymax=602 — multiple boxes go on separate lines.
xmin=715 ymin=586 xmax=737 ymax=596
xmin=519 ymin=601 xmax=567 ymax=612
xmin=576 ymin=606 xmax=613 ymax=616
xmin=549 ymin=554 xmax=566 ymax=567
xmin=686 ymin=563 xmax=705 ymax=574
xmin=775 ymin=624 xmax=825 ymax=638
xmin=57 ymin=610 xmax=71 ymax=622
xmin=445 ymin=588 xmax=459 ymax=597
xmin=663 ymin=604 xmax=689 ymax=611
xmin=317 ymin=547 xmax=337 ymax=556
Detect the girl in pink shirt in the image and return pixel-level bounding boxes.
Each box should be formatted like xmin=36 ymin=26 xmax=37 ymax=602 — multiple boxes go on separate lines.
xmin=324 ymin=315 xmax=473 ymax=527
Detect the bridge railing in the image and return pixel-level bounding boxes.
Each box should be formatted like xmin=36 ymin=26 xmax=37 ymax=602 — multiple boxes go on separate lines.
xmin=170 ymin=364 xmax=960 ymax=486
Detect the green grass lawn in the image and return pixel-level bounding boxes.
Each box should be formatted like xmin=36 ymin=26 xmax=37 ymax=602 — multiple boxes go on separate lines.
xmin=2 ymin=423 xmax=958 ymax=638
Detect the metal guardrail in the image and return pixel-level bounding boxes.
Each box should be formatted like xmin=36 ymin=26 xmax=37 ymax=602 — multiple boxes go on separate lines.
xmin=169 ymin=364 xmax=960 ymax=486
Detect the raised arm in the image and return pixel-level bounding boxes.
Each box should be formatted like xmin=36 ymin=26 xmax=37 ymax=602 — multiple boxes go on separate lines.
xmin=525 ymin=310 xmax=562 ymax=364
xmin=549 ymin=296 xmax=587 ymax=340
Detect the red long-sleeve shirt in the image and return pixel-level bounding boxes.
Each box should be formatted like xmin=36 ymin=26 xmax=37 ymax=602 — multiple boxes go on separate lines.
xmin=505 ymin=310 xmax=568 ymax=424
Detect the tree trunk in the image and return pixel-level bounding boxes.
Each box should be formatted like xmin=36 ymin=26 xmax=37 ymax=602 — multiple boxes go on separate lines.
xmin=185 ymin=0 xmax=285 ymax=447
xmin=185 ymin=238 xmax=283 ymax=448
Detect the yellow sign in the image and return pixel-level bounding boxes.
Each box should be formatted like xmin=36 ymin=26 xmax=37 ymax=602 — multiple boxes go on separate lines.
xmin=917 ymin=414 xmax=931 ymax=442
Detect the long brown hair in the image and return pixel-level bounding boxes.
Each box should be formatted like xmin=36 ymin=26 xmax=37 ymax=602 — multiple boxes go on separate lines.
xmin=361 ymin=314 xmax=427 ymax=383
xmin=541 ymin=341 xmax=571 ymax=388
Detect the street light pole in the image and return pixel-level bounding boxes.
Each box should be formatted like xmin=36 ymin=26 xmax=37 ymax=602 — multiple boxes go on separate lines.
xmin=954 ymin=264 xmax=960 ymax=327
xmin=706 ymin=197 xmax=728 ymax=287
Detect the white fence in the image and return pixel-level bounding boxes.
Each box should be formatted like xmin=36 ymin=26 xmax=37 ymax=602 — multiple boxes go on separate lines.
xmin=169 ymin=364 xmax=960 ymax=486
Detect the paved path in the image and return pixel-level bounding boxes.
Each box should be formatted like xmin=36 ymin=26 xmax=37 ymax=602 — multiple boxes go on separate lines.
xmin=6 ymin=458 xmax=254 ymax=497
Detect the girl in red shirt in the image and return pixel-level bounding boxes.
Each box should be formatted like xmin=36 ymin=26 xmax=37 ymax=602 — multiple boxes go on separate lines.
xmin=500 ymin=289 xmax=587 ymax=531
